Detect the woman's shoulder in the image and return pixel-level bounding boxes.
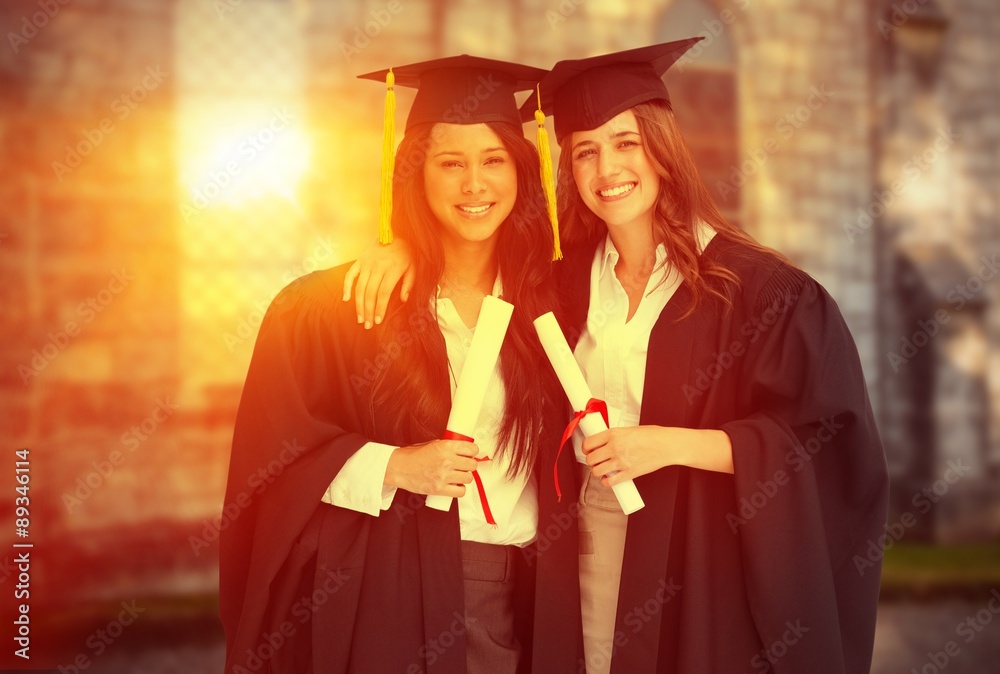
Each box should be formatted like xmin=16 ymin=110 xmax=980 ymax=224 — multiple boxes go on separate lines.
xmin=707 ymin=234 xmax=818 ymax=314
xmin=264 ymin=261 xmax=356 ymax=325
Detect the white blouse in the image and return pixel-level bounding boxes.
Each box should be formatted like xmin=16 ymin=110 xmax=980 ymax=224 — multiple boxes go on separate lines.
xmin=571 ymin=225 xmax=717 ymax=462
xmin=323 ymin=277 xmax=537 ymax=547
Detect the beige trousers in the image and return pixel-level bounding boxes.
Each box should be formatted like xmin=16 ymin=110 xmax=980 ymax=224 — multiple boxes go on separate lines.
xmin=577 ymin=464 xmax=629 ymax=674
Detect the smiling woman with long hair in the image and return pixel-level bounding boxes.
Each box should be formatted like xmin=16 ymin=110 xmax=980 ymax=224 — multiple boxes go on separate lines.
xmin=219 ymin=56 xmax=579 ymax=674
xmin=538 ymin=41 xmax=888 ymax=674
xmin=366 ymin=119 xmax=555 ymax=477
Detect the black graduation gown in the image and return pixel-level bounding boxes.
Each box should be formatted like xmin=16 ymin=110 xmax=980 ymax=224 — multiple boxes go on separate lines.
xmin=219 ymin=263 xmax=583 ymax=674
xmin=553 ymin=234 xmax=889 ymax=674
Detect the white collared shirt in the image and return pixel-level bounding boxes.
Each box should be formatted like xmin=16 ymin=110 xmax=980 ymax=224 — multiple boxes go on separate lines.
xmin=324 ymin=276 xmax=538 ymax=547
xmin=571 ymin=224 xmax=717 ymax=461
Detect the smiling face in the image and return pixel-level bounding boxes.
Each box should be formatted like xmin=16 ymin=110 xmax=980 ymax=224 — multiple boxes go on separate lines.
xmin=569 ymin=109 xmax=661 ymax=232
xmin=423 ymin=123 xmax=517 ymax=249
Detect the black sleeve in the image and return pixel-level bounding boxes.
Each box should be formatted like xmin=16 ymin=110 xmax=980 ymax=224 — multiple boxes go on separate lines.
xmin=720 ymin=265 xmax=889 ymax=673
xmin=219 ymin=269 xmax=371 ymax=671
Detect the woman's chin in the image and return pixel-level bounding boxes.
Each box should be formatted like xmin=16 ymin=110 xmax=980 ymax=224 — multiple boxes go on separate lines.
xmin=444 ymin=225 xmax=502 ymax=248
xmin=592 ymin=204 xmax=654 ymax=231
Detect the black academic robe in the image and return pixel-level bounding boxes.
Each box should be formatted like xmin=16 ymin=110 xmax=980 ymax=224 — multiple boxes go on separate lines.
xmin=553 ymin=234 xmax=889 ymax=674
xmin=219 ymin=263 xmax=583 ymax=674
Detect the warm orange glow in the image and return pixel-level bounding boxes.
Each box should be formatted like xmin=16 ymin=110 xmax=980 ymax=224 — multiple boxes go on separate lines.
xmin=179 ymin=107 xmax=310 ymax=209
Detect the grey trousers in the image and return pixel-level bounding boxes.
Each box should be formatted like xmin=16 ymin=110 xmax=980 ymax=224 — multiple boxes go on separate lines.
xmin=461 ymin=539 xmax=520 ymax=674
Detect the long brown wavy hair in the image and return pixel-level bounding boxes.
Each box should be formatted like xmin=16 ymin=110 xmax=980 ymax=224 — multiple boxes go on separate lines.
xmin=363 ymin=121 xmax=559 ymax=479
xmin=557 ymin=99 xmax=786 ymax=315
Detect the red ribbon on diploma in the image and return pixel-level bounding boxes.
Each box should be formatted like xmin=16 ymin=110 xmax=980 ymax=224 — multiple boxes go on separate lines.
xmin=443 ymin=430 xmax=496 ymax=526
xmin=554 ymin=398 xmax=610 ymax=502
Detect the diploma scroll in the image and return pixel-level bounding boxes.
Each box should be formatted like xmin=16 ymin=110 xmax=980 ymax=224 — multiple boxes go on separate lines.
xmin=533 ymin=312 xmax=645 ymax=515
xmin=426 ymin=295 xmax=515 ymax=513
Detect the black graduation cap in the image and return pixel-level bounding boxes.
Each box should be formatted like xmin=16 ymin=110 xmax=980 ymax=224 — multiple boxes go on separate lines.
xmin=358 ymin=55 xmax=562 ymax=256
xmin=520 ymin=38 xmax=704 ymax=142
xmin=358 ymin=54 xmax=547 ymax=131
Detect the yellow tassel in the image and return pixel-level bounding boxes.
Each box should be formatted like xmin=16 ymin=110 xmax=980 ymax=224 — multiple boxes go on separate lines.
xmin=534 ymin=86 xmax=561 ymax=260
xmin=378 ymin=69 xmax=396 ymax=245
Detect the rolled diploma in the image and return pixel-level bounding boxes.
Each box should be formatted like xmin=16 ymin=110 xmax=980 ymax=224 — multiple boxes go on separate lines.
xmin=533 ymin=312 xmax=645 ymax=515
xmin=426 ymin=295 xmax=515 ymax=512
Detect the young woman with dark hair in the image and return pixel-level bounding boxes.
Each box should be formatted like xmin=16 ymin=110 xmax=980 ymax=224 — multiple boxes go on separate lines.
xmin=219 ymin=57 xmax=580 ymax=674
xmin=365 ymin=119 xmax=556 ymax=478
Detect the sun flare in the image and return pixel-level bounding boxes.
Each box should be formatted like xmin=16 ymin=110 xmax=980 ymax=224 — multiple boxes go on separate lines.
xmin=180 ymin=108 xmax=310 ymax=208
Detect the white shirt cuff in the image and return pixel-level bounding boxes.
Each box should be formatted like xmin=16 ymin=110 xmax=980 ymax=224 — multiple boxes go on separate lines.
xmin=322 ymin=442 xmax=398 ymax=517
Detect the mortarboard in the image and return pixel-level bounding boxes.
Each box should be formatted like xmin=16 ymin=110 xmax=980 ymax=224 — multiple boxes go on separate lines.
xmin=359 ymin=55 xmax=561 ymax=258
xmin=358 ymin=54 xmax=547 ymax=130
xmin=521 ymin=38 xmax=704 ymax=142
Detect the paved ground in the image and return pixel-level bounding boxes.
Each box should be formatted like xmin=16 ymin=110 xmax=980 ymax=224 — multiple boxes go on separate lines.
xmin=96 ymin=643 xmax=225 ymax=674
xmin=872 ymin=599 xmax=1000 ymax=674
xmin=56 ymin=599 xmax=1000 ymax=673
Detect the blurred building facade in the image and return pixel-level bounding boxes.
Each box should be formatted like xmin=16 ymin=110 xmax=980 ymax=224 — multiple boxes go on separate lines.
xmin=1 ymin=0 xmax=998 ymax=659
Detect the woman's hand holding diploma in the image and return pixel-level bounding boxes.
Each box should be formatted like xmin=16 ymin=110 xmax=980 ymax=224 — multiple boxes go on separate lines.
xmin=385 ymin=439 xmax=478 ymax=497
xmin=582 ymin=427 xmax=667 ymax=485
xmin=426 ymin=295 xmax=515 ymax=518
xmin=582 ymin=426 xmax=734 ymax=486
xmin=533 ymin=312 xmax=645 ymax=514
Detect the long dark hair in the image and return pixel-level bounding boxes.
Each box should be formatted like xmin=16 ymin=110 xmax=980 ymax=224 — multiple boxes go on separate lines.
xmin=363 ymin=121 xmax=559 ymax=479
xmin=558 ymin=99 xmax=788 ymax=315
